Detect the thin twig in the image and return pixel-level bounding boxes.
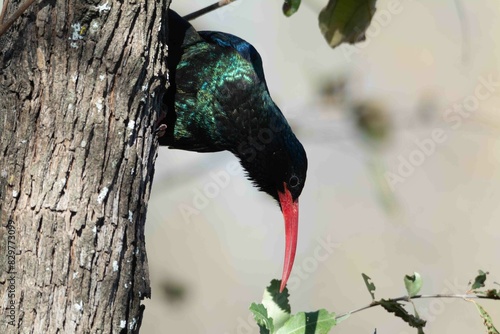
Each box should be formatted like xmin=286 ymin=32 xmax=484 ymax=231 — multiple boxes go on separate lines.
xmin=0 ymin=0 xmax=10 ymax=24
xmin=0 ymin=0 xmax=36 ymax=37
xmin=183 ymin=0 xmax=237 ymax=21
xmin=336 ymin=294 xmax=498 ymax=320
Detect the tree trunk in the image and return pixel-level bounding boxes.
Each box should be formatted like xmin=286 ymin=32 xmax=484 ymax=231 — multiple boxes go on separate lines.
xmin=0 ymin=0 xmax=170 ymax=332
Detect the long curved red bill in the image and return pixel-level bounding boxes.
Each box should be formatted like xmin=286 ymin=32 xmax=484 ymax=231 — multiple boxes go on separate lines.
xmin=277 ymin=183 xmax=299 ymax=293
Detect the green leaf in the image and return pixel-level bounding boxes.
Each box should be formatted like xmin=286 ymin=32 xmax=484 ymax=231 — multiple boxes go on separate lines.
xmin=282 ymin=0 xmax=301 ymax=17
xmin=250 ymin=303 xmax=274 ymax=334
xmin=318 ymin=0 xmax=377 ymax=49
xmin=362 ymin=273 xmax=376 ymax=300
xmin=471 ymin=270 xmax=489 ymax=290
xmin=379 ymin=299 xmax=426 ymax=330
xmin=262 ymin=280 xmax=292 ymax=331
xmin=275 ymin=309 xmax=336 ymax=334
xmin=404 ymin=272 xmax=423 ymax=297
xmin=473 ymin=302 xmax=500 ymax=334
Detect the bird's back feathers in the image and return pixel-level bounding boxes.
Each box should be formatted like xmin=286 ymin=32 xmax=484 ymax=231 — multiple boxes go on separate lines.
xmin=198 ymin=31 xmax=267 ymax=89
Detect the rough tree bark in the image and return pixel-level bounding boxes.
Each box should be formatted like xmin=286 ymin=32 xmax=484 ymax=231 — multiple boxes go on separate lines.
xmin=0 ymin=0 xmax=170 ymax=332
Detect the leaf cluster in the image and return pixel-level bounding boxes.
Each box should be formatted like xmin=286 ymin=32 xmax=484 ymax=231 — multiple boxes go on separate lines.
xmin=251 ymin=271 xmax=500 ymax=334
xmin=250 ymin=280 xmax=336 ymax=334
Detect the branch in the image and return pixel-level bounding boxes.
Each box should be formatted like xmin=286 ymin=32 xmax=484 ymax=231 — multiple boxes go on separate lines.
xmin=183 ymin=0 xmax=237 ymax=21
xmin=336 ymin=293 xmax=499 ymax=320
xmin=0 ymin=0 xmax=36 ymax=37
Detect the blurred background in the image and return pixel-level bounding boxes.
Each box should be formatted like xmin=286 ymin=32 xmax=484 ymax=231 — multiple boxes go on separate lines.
xmin=143 ymin=0 xmax=500 ymax=333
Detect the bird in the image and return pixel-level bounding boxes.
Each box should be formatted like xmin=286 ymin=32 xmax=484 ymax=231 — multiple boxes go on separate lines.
xmin=159 ymin=10 xmax=308 ymax=292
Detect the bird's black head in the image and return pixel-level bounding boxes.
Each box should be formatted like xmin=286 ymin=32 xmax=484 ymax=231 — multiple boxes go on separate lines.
xmin=235 ymin=119 xmax=308 ymax=207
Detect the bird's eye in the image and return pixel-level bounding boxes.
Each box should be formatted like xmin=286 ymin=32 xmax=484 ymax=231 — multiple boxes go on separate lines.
xmin=289 ymin=175 xmax=299 ymax=188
